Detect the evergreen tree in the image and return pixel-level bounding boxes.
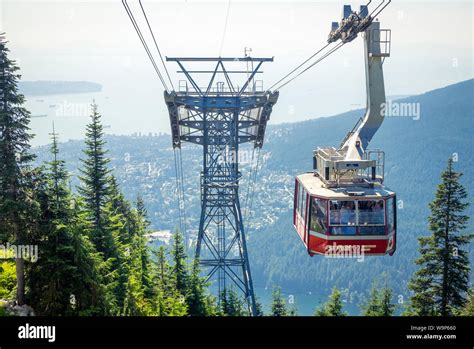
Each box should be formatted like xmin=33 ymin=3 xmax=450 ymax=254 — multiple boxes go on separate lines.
xmin=103 ymin=177 xmax=133 ymax=312
xmin=69 ymin=208 xmax=113 ymax=316
xmin=362 ymin=286 xmax=395 ymax=316
xmin=255 ymin=297 xmax=264 ymax=317
xmin=122 ymin=205 xmax=155 ymax=316
xmin=408 ymin=158 xmax=472 ymax=316
xmin=457 ymin=288 xmax=474 ymax=316
xmin=270 ymin=287 xmax=288 ymax=316
xmin=220 ymin=289 xmax=228 ymax=316
xmin=170 ymin=231 xmax=189 ymax=295
xmin=0 ymin=35 xmax=37 ymax=305
xmin=315 ymin=287 xmax=347 ymax=316
xmin=105 ymin=208 xmax=128 ymax=313
xmin=362 ymin=287 xmax=381 ymax=316
xmin=152 ymin=247 xmax=174 ymax=295
xmin=405 ymin=270 xmax=436 ymax=316
xmin=136 ymin=193 xmax=151 ymax=228
xmin=168 ymin=232 xmax=217 ymax=316
xmin=220 ymin=287 xmax=245 ymax=316
xmin=150 ymin=246 xmax=187 ymax=316
xmin=379 ymin=287 xmax=396 ymax=316
xmin=187 ymin=260 xmax=216 ymax=316
xmin=102 ymin=176 xmax=155 ymax=315
xmin=77 ymin=102 xmax=112 ymax=256
xmin=122 ymin=237 xmax=149 ymax=316
xmin=107 ymin=176 xmax=132 ymax=244
xmin=133 ymin=193 xmax=153 ymax=300
xmin=76 ymin=103 xmax=122 ymax=315
xmin=26 ymin=130 xmax=78 ymax=315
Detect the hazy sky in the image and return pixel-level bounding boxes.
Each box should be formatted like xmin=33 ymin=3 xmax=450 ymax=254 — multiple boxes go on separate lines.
xmin=0 ymin=0 xmax=472 ymax=140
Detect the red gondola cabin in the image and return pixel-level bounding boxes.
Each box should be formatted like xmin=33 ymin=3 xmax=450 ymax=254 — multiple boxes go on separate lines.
xmin=294 ymin=172 xmax=396 ymax=257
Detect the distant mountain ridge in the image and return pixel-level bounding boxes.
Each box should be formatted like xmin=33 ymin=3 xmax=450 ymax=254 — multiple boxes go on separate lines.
xmin=32 ymin=78 xmax=474 ymax=306
xmin=19 ymin=80 xmax=102 ymax=96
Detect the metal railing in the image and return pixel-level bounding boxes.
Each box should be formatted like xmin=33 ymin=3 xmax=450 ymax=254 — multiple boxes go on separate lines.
xmin=364 ymin=149 xmax=385 ymax=183
xmin=370 ymin=28 xmax=391 ymax=57
xmin=177 ymin=80 xmax=265 ymax=95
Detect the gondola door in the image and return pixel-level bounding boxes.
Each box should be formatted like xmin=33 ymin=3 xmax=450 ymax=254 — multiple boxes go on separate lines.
xmin=294 ymin=179 xmax=310 ymax=249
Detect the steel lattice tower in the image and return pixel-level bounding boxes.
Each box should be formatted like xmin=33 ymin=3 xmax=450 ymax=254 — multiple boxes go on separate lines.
xmin=164 ymin=57 xmax=278 ymax=315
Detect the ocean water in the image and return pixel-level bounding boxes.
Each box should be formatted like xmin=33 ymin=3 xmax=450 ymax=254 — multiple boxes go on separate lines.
xmin=210 ymin=286 xmax=361 ymax=316
xmin=25 ymin=85 xmax=171 ymax=147
xmin=255 ymin=286 xmax=361 ymax=316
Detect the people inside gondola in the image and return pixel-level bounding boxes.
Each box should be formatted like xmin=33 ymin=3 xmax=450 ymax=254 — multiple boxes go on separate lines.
xmin=328 ymin=200 xmax=388 ymax=235
xmin=358 ymin=201 xmax=370 ymax=225
xmin=373 ymin=200 xmax=384 ymax=225
xmin=357 ymin=200 xmax=385 ymax=234
xmin=340 ymin=201 xmax=357 ymax=235
xmin=329 ymin=201 xmax=342 ymax=235
xmin=329 ymin=201 xmax=357 ymax=235
xmin=342 ymin=201 xmax=356 ymax=224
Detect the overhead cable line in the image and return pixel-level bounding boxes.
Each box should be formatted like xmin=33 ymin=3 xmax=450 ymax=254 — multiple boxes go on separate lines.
xmin=173 ymin=148 xmax=184 ymax=234
xmin=269 ymin=0 xmax=389 ymax=91
xmin=178 ymin=148 xmax=188 ymax=239
xmin=138 ymin=0 xmax=175 ymax=91
xmin=268 ymin=42 xmax=332 ymax=91
xmin=368 ymin=0 xmax=385 ymax=18
xmin=122 ymin=0 xmax=169 ymax=92
xmin=219 ymin=0 xmax=232 ymax=56
xmin=273 ymin=41 xmax=346 ymax=90
xmin=243 ymin=146 xmax=256 ymax=219
xmin=123 ymin=0 xmax=187 ymax=239
xmin=370 ymin=0 xmax=391 ymax=19
xmin=245 ymin=148 xmax=261 ymax=226
xmin=173 ymin=149 xmax=186 ymax=235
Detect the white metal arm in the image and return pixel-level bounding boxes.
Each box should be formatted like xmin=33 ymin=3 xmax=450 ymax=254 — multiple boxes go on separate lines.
xmin=340 ymin=21 xmax=389 ymax=161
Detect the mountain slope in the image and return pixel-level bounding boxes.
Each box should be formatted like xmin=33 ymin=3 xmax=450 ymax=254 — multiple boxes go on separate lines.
xmin=33 ymin=78 xmax=474 ymax=305
xmin=250 ymin=78 xmax=474 ymax=299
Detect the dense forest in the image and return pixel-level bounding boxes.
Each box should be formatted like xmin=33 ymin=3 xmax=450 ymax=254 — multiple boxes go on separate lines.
xmin=0 ymin=37 xmax=473 ymax=316
xmin=30 ymin=79 xmax=474 ymax=307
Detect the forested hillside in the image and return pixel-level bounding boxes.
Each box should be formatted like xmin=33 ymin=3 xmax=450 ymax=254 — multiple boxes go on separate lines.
xmin=32 ymin=79 xmax=474 ymax=305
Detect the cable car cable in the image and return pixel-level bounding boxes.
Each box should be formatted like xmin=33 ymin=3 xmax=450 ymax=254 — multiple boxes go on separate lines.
xmin=247 ymin=148 xmax=260 ymax=220
xmin=243 ymin=146 xmax=256 ymax=219
xmin=173 ymin=149 xmax=183 ymax=234
xmin=173 ymin=148 xmax=184 ymax=234
xmin=370 ymin=0 xmax=391 ymax=19
xmin=178 ymin=148 xmax=188 ymax=238
xmin=368 ymin=0 xmax=386 ymax=18
xmin=122 ymin=0 xmax=169 ymax=92
xmin=138 ymin=0 xmax=175 ymax=91
xmin=244 ymin=148 xmax=260 ymax=220
xmin=274 ymin=0 xmax=389 ymax=90
xmin=246 ymin=148 xmax=261 ymax=225
xmin=219 ymin=0 xmax=232 ymax=56
xmin=273 ymin=41 xmax=345 ymax=90
xmin=274 ymin=41 xmax=345 ymax=90
xmin=122 ymin=0 xmax=168 ymax=92
xmin=268 ymin=42 xmax=332 ymax=91
xmin=124 ymin=0 xmax=188 ymax=239
xmin=269 ymin=0 xmax=380 ymax=92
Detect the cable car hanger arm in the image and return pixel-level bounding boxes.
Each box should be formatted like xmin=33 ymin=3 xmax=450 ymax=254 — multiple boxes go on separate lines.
xmin=338 ymin=9 xmax=391 ymax=161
